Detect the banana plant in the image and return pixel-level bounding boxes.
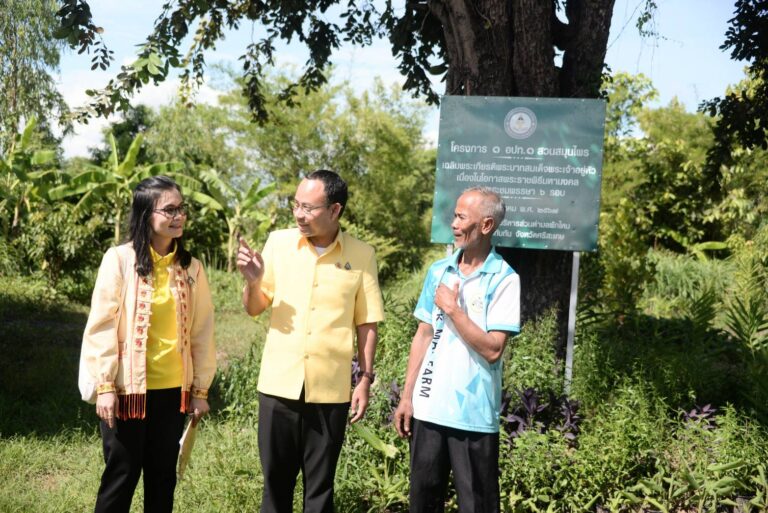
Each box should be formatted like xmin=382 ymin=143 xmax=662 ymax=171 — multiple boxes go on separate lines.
xmin=48 ymin=132 xmax=183 ymax=244
xmin=0 ymin=117 xmax=58 ymax=237
xmin=190 ymin=168 xmax=276 ymax=272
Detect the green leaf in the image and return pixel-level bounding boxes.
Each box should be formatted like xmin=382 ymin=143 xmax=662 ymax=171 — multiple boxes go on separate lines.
xmin=645 ymin=498 xmax=669 ymax=513
xmin=148 ymin=52 xmax=163 ymax=67
xmin=147 ymin=161 xmax=185 ymax=175
xmin=118 ymin=133 xmax=144 ymax=177
xmin=20 ymin=116 xmax=37 ymax=149
xmin=31 ymin=150 xmax=56 ymax=166
xmin=707 ymin=460 xmax=746 ymax=472
xmin=109 ymin=133 xmax=119 ymax=171
xmin=189 ymin=191 xmax=224 ymax=211
xmin=349 ymin=423 xmax=398 ymax=459
xmin=242 ymin=180 xmax=276 ymax=210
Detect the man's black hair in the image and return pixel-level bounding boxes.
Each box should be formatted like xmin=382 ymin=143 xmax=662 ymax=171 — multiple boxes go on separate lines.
xmin=307 ymin=169 xmax=348 ymax=218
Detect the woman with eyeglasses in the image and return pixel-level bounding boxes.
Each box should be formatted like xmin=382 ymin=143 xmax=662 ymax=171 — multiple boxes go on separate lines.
xmin=80 ymin=175 xmax=216 ymax=513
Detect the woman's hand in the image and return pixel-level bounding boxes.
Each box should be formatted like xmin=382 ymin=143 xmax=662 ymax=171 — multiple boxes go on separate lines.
xmin=96 ymin=392 xmax=119 ymax=428
xmin=189 ymin=397 xmax=210 ymax=426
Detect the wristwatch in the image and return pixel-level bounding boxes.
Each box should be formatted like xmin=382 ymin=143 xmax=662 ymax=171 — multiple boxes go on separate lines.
xmin=357 ymin=370 xmax=376 ymax=384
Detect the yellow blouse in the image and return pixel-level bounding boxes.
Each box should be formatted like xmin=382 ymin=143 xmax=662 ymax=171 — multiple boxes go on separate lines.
xmin=146 ymin=244 xmax=183 ymax=389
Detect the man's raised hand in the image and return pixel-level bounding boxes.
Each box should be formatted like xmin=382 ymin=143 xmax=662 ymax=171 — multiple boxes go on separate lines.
xmin=236 ymin=236 xmax=265 ymax=283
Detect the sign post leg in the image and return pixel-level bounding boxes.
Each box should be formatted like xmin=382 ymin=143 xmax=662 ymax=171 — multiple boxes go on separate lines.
xmin=564 ymin=251 xmax=580 ymax=395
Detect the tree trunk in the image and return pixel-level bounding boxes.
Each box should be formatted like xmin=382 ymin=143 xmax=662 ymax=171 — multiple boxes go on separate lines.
xmin=429 ymin=0 xmax=616 ymax=355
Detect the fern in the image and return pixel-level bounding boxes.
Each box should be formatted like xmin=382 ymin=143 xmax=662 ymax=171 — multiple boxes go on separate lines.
xmin=685 ymin=286 xmax=717 ymax=342
xmin=723 ymin=253 xmax=768 ymax=354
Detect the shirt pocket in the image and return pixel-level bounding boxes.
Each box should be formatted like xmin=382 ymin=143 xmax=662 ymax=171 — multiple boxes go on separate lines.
xmin=316 ymin=268 xmax=362 ymax=307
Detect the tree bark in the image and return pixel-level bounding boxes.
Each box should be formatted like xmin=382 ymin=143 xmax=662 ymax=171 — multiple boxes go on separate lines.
xmin=428 ymin=0 xmax=615 ymax=356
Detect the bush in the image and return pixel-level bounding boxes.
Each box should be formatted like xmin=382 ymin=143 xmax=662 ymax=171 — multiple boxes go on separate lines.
xmin=503 ymin=309 xmax=562 ymax=395
xmin=18 ymin=203 xmax=109 ymax=285
xmin=572 ymin=313 xmax=739 ymax=412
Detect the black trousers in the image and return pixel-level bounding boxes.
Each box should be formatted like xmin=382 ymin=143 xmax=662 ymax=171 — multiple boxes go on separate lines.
xmin=409 ymin=419 xmax=500 ymax=513
xmin=94 ymin=388 xmax=186 ymax=513
xmin=258 ymin=390 xmax=349 ymax=513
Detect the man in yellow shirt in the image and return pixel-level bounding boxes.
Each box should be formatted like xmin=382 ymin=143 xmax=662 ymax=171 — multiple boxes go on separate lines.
xmin=237 ymin=170 xmax=385 ymax=513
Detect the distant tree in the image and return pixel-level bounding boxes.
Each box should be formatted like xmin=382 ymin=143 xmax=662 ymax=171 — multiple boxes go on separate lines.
xmin=216 ymin=72 xmax=436 ymax=279
xmin=601 ymin=72 xmax=658 ymax=213
xmin=89 ymin=105 xmax=155 ymax=165
xmin=630 ymin=100 xmax=718 ymax=251
xmin=144 ymin=101 xmax=247 ymax=182
xmin=0 ymin=0 xmax=70 ymax=153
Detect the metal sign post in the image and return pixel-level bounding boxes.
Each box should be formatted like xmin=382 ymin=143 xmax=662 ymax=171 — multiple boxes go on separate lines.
xmin=564 ymin=251 xmax=580 ymax=395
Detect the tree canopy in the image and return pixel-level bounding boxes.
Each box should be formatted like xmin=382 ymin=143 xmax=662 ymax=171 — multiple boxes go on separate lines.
xmin=53 ymin=0 xmax=627 ymax=123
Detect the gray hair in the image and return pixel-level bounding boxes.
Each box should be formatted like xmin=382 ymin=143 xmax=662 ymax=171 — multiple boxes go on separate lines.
xmin=462 ymin=187 xmax=506 ymax=230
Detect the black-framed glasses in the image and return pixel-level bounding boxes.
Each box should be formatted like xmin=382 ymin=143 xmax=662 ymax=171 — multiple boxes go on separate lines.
xmin=290 ymin=201 xmax=330 ymax=215
xmin=153 ymin=204 xmax=188 ymax=218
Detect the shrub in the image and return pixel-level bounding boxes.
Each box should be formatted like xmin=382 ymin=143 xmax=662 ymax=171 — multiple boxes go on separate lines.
xmin=503 ymin=309 xmax=562 ymax=395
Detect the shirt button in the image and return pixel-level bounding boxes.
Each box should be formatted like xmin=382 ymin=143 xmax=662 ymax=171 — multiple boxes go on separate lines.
xmin=304 ymin=354 xmax=309 ymax=360
xmin=311 ymin=306 xmax=316 ymax=311
xmin=313 ymin=282 xmax=318 ymax=287
xmin=307 ymin=330 xmax=312 ymax=335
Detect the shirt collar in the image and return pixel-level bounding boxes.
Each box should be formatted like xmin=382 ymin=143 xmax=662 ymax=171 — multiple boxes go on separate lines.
xmin=447 ymin=246 xmax=504 ymax=275
xmin=297 ymin=228 xmax=345 ymax=254
xmin=149 ymin=242 xmax=177 ymax=267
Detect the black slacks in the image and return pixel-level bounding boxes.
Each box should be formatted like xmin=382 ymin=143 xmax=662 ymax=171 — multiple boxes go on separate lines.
xmin=409 ymin=419 xmax=500 ymax=513
xmin=94 ymin=387 xmax=186 ymax=513
xmin=258 ymin=390 xmax=349 ymax=513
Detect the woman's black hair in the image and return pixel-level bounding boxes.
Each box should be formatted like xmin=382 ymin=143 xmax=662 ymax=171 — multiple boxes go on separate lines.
xmin=128 ymin=175 xmax=192 ymax=277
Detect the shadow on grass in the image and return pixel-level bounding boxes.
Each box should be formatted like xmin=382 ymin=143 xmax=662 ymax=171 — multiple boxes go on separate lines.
xmin=0 ymin=274 xmax=242 ymax=437
xmin=576 ymin=312 xmax=744 ymax=412
xmin=0 ymin=291 xmax=98 ymax=436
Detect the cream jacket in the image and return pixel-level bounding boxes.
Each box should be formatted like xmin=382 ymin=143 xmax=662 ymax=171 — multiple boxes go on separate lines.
xmin=81 ymin=243 xmax=216 ymax=419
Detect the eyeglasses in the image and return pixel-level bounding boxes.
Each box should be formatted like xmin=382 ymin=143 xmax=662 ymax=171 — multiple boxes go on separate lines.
xmin=153 ymin=204 xmax=188 ymax=218
xmin=290 ymin=201 xmax=329 ymax=215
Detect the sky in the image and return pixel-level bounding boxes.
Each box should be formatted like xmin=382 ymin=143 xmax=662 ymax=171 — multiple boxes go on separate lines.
xmin=56 ymin=0 xmax=747 ymax=158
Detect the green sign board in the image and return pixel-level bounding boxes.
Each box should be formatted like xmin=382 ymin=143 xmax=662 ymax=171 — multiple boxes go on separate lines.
xmin=432 ymin=96 xmax=606 ymax=251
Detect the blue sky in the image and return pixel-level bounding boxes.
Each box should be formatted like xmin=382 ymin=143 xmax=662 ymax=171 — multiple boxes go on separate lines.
xmin=57 ymin=0 xmax=747 ymax=157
